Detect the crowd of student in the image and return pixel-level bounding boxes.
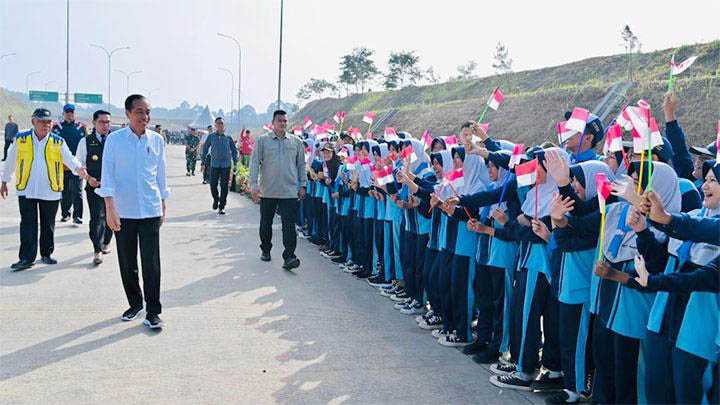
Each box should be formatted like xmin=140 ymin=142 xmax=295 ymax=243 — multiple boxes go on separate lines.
xmin=294 ymin=92 xmax=719 ymax=404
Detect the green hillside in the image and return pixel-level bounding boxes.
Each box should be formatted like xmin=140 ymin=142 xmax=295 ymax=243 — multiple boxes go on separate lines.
xmin=296 ymin=41 xmax=719 ymax=146
xmin=0 ymin=87 xmax=32 ymax=131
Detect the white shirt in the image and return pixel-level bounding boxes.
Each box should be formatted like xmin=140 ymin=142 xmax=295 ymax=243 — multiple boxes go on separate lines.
xmin=95 ymin=126 xmax=170 ymax=219
xmin=1 ymin=130 xmax=82 ymax=201
xmin=74 ymin=131 xmax=108 ymax=166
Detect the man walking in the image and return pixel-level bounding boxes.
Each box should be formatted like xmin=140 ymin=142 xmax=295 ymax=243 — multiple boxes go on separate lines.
xmin=202 ymin=117 xmax=238 ymax=215
xmin=249 ymin=110 xmax=306 ymax=270
xmin=3 ymin=114 xmax=18 ymax=161
xmin=75 ymin=110 xmax=114 ymax=265
xmin=1 ymin=108 xmax=87 ymax=271
xmin=53 ymin=104 xmax=86 ymax=225
xmin=239 ymin=128 xmax=254 ymax=167
xmin=184 ymin=127 xmax=200 ymax=176
xmin=96 ymin=94 xmax=169 ymax=329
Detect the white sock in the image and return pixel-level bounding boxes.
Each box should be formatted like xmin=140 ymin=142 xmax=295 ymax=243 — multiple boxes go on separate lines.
xmin=546 ymin=370 xmax=563 ymax=378
xmin=564 ymin=390 xmax=581 ymax=402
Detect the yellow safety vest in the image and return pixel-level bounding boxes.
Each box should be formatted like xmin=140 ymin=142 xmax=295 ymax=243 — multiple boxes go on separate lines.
xmin=15 ymin=132 xmax=64 ymax=192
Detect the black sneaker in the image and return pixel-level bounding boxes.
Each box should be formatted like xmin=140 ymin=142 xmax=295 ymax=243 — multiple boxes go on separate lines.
xmin=462 ymin=340 xmax=488 ymax=355
xmin=530 ymin=371 xmax=564 ymax=393
xmin=212 ymin=200 xmax=219 ymax=210
xmin=489 ymin=372 xmax=533 ymax=391
xmin=545 ymin=390 xmax=582 ymax=404
xmin=489 ymin=362 xmax=516 ymax=376
xmin=331 ymin=256 xmax=346 ymax=263
xmin=60 ymin=216 xmax=70 ymax=222
xmin=40 ymin=256 xmax=58 ymax=265
xmin=10 ymin=259 xmax=34 ymax=271
xmin=354 ymin=270 xmax=372 ymax=279
xmin=73 ymin=218 xmax=82 ymax=225
xmin=283 ymin=256 xmax=300 ymax=270
xmin=218 ymin=209 xmax=226 ymax=215
xmin=121 ymin=306 xmax=144 ymax=321
xmin=473 ymin=349 xmax=501 ymax=365
xmin=144 ymin=313 xmax=164 ymax=329
xmin=260 ymin=252 xmax=271 ymax=262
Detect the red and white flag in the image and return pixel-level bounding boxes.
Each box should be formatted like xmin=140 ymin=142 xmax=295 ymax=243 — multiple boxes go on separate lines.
xmin=487 ymin=88 xmax=504 ymax=111
xmin=304 ymin=146 xmax=312 ymax=163
xmin=263 ymin=123 xmax=273 ymax=132
xmin=616 ymin=109 xmax=634 ymax=131
xmin=377 ymin=166 xmax=394 ymax=185
xmin=670 ymin=55 xmax=698 ymax=76
xmin=333 ymin=111 xmax=347 ymax=124
xmin=303 ymin=116 xmax=313 ymax=130
xmin=623 ymin=105 xmax=651 ymax=139
xmin=422 ymin=130 xmax=433 ymax=150
xmin=556 ymin=121 xmax=576 ymax=145
xmin=292 ymin=126 xmax=303 ymax=136
xmin=444 ymin=135 xmax=458 ymax=147
xmin=362 ymin=112 xmax=376 ymax=125
xmin=384 ymin=127 xmax=398 ymax=141
xmin=444 ymin=168 xmax=464 ymax=189
xmin=478 ymin=122 xmax=490 ymax=135
xmin=604 ymin=123 xmax=624 ymax=153
xmin=349 ymin=127 xmax=363 ymax=141
xmin=401 ymin=144 xmax=417 ymax=163
xmin=595 ymin=173 xmax=612 ymax=212
xmin=346 ymin=155 xmax=358 ymax=170
xmin=648 ymin=117 xmax=664 ymax=149
xmin=565 ymin=107 xmax=590 ymax=134
xmin=515 ymin=158 xmax=538 ymax=187
xmin=632 ymin=129 xmax=644 ymax=152
xmin=509 ymin=143 xmax=526 ymax=168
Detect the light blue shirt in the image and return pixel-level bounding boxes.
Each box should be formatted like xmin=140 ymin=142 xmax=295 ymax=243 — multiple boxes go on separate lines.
xmin=95 ymin=126 xmax=170 ymax=219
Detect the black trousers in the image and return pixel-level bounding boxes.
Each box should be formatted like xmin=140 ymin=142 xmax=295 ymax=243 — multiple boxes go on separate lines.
xmin=115 ymin=217 xmax=162 ymax=315
xmin=18 ymin=197 xmax=59 ymax=261
xmin=61 ymin=171 xmax=83 ymax=219
xmin=3 ymin=139 xmax=12 ymax=160
xmin=202 ymin=156 xmax=210 ymax=182
xmin=209 ymin=167 xmax=231 ymax=209
xmin=259 ymin=198 xmax=298 ymax=260
xmin=86 ymin=188 xmax=113 ymax=253
xmin=475 ymin=264 xmax=505 ymax=352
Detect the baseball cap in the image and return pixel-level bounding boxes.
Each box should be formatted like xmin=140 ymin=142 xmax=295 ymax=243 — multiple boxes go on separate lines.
xmin=32 ymin=108 xmax=52 ymax=120
xmin=63 ymin=103 xmax=75 ymax=112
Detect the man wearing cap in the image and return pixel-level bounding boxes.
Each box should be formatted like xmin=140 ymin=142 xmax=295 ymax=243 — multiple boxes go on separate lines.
xmin=75 ymin=110 xmax=114 ymax=265
xmin=1 ymin=108 xmax=87 ymax=271
xmin=4 ymin=114 xmax=18 ymax=161
xmin=53 ymin=103 xmax=87 ymax=225
xmin=562 ymin=111 xmax=604 ymax=163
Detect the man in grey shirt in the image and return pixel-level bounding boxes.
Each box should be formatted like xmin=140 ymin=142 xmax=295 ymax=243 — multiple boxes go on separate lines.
xmin=202 ymin=117 xmax=238 ymax=215
xmin=249 ymin=110 xmax=306 ymax=270
xmin=4 ymin=114 xmax=18 ymax=161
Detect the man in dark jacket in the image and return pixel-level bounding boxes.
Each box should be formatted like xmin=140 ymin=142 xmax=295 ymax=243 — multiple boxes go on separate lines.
xmin=3 ymin=114 xmax=18 ymax=161
xmin=202 ymin=117 xmax=238 ymax=215
xmin=53 ymin=104 xmax=86 ymax=225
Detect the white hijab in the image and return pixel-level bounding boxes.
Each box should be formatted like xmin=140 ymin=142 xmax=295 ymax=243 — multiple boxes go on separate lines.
xmin=521 ymin=147 xmax=569 ymax=218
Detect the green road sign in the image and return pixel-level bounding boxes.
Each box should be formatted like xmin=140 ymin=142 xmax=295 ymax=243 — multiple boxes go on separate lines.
xmin=28 ymin=90 xmax=59 ymax=102
xmin=74 ymin=93 xmax=103 ymax=104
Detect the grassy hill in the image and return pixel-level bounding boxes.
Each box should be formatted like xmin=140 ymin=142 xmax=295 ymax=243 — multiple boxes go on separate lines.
xmin=296 ymin=41 xmax=720 ymax=146
xmin=0 ymin=87 xmax=33 ymax=131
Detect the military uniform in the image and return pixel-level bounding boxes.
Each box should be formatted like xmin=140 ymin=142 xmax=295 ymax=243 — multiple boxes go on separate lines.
xmin=185 ymin=133 xmax=200 ymax=175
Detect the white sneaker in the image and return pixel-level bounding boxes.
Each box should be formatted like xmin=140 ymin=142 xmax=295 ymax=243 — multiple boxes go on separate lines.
xmin=438 ymin=332 xmax=471 ymax=347
xmin=431 ymin=329 xmax=448 ymax=339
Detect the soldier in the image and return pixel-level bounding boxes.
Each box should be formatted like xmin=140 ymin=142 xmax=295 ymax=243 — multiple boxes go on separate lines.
xmin=52 ymin=103 xmax=87 ymax=225
xmin=185 ymin=127 xmax=200 ymax=176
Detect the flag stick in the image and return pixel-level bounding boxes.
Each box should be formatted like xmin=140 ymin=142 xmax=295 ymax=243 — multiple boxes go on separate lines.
xmin=497 ymin=175 xmax=511 ymax=206
xmin=447 ymin=182 xmax=474 ymax=219
xmin=534 ymin=181 xmax=539 ymax=220
xmin=646 ymin=109 xmax=654 ymax=192
xmin=597 ymin=209 xmax=606 ymax=261
xmin=477 ymin=87 xmax=497 ymax=123
xmin=637 ymin=150 xmax=645 ymax=194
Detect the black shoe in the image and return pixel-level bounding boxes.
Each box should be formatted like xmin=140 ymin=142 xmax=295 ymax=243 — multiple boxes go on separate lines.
xmin=462 ymin=340 xmax=488 ymax=355
xmin=186 ymin=172 xmax=191 ymax=176
xmin=121 ymin=306 xmax=144 ymax=321
xmin=331 ymin=255 xmax=346 ymax=263
xmin=212 ymin=200 xmax=219 ymax=210
xmin=40 ymin=256 xmax=57 ymax=265
xmin=283 ymin=256 xmax=300 ymax=270
xmin=260 ymin=252 xmax=271 ymax=262
xmin=472 ymin=349 xmax=501 ymax=365
xmin=60 ymin=216 xmax=70 ymax=222
xmin=73 ymin=218 xmax=82 ymax=225
xmin=354 ymin=270 xmax=372 ymax=279
xmin=530 ymin=371 xmax=565 ymax=393
xmin=218 ymin=209 xmax=226 ymax=215
xmin=10 ymin=259 xmax=34 ymax=271
xmin=202 ymin=180 xmax=207 ymax=184
xmin=144 ymin=313 xmax=164 ymax=329
xmin=545 ymin=390 xmax=582 ymax=404
xmin=490 ymin=372 xmax=533 ymax=391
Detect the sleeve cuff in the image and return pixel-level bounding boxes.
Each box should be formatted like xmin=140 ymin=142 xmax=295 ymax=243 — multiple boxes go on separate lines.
xmin=95 ymin=187 xmax=113 ymax=198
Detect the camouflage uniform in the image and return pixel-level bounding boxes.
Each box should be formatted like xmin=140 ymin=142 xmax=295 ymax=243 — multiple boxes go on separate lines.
xmin=185 ymin=133 xmax=200 ymax=175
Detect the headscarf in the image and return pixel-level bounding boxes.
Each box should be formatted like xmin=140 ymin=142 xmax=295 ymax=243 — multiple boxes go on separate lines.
xmin=431 ymin=137 xmax=446 ymax=151
xmin=433 ymin=150 xmax=455 ymax=200
xmin=482 ymin=151 xmax=511 ymax=216
xmin=521 ymin=147 xmax=570 ymax=218
xmin=460 ymin=154 xmax=491 ymax=196
xmin=408 ymin=138 xmax=431 ymax=171
xmin=569 ymin=160 xmax=615 ymax=201
xmin=496 ymin=140 xmax=516 ymax=151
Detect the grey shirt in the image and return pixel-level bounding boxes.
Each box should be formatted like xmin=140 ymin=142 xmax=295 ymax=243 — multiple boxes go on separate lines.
xmin=5 ymin=122 xmax=18 ymax=141
xmin=249 ymin=132 xmax=306 ymax=199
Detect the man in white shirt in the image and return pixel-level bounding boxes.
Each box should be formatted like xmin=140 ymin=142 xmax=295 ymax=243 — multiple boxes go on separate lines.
xmin=95 ymin=94 xmax=169 ymax=330
xmin=1 ymin=108 xmax=87 ymax=271
xmin=75 ymin=110 xmax=114 ymax=265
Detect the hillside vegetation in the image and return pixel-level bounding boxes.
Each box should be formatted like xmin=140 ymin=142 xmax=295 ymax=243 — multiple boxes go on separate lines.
xmin=296 ymin=41 xmax=719 ymax=146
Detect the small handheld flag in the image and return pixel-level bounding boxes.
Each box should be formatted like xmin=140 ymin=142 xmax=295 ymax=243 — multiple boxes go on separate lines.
xmin=263 ymin=123 xmax=273 ymax=132
xmin=422 ymin=130 xmax=433 ymax=150
xmin=596 ymin=172 xmax=612 ymax=261
xmin=565 ymin=107 xmax=590 ymax=134
xmin=509 ymin=144 xmax=526 ymax=168
xmin=556 ymin=121 xmax=576 ymax=145
xmin=401 ymin=144 xmax=417 ymax=163
xmin=670 ymin=55 xmax=698 ymax=76
xmin=362 ymin=112 xmax=376 ymax=125
xmin=333 ymin=111 xmax=347 ymax=124
xmin=444 ymin=135 xmax=458 ymax=147
xmin=446 ymin=168 xmax=465 ymax=189
xmin=487 ymin=87 xmax=504 ymax=111
xmin=515 ymin=158 xmax=538 ymax=187
xmin=605 ymin=123 xmax=623 ymax=153
xmin=384 ymin=127 xmax=398 ymax=141
xmin=303 ymin=116 xmax=313 ymax=130
xmin=478 ymin=123 xmax=490 ymax=136
xmin=292 ymin=126 xmax=303 ymax=136
xmin=346 ymin=155 xmax=358 ymax=170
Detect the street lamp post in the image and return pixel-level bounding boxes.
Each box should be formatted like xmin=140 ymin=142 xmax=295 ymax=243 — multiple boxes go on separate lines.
xmin=218 ymin=67 xmax=234 ymax=113
xmin=277 ymin=0 xmax=284 ymax=110
xmin=25 ymin=70 xmax=41 ymax=94
xmin=217 ymin=32 xmax=242 ymax=128
xmin=115 ymin=69 xmax=142 ymax=95
xmin=90 ymin=44 xmax=130 ymax=108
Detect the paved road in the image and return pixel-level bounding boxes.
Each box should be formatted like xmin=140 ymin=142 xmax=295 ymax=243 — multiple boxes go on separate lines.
xmin=0 ymin=146 xmax=542 ymax=404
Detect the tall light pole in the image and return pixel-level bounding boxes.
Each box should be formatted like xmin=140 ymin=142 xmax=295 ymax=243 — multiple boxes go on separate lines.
xmin=90 ymin=43 xmax=130 ymax=108
xmin=26 ymin=70 xmax=41 ymax=94
xmin=277 ymin=0 xmax=284 ymax=110
xmin=217 ymin=32 xmax=242 ymax=131
xmin=218 ymin=67 xmax=234 ymax=113
xmin=65 ymin=0 xmax=70 ymax=103
xmin=115 ymin=69 xmax=142 ymax=95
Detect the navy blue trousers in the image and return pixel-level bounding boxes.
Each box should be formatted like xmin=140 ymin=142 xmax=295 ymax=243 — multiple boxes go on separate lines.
xmin=423 ymin=248 xmax=439 ymax=308
xmin=673 ymin=347 xmax=719 ymax=404
xmin=475 ymin=265 xmax=505 ymax=352
xmin=592 ymin=320 xmax=639 ymax=404
xmin=413 ymin=234 xmax=430 ymax=303
xmin=438 ymin=251 xmax=455 ymax=333
xmin=401 ymin=231 xmax=418 ymax=297
xmin=559 ymin=302 xmax=593 ymax=393
xmin=450 ymin=254 xmax=476 ymax=341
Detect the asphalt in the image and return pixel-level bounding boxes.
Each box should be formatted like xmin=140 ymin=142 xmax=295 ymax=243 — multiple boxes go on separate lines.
xmin=0 ymin=145 xmax=543 ymax=404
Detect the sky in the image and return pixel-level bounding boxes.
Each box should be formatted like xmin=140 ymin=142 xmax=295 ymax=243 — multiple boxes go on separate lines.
xmin=1 ymin=0 xmax=718 ymax=113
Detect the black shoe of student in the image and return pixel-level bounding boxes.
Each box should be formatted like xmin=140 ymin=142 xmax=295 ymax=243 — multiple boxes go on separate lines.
xmin=218 ymin=209 xmax=226 ymax=215
xmin=144 ymin=313 xmax=164 ymax=329
xmin=545 ymin=390 xmax=581 ymax=404
xmin=212 ymin=199 xmax=219 ymax=210
xmin=40 ymin=256 xmax=57 ymax=265
xmin=73 ymin=218 xmax=82 ymax=225
xmin=331 ymin=255 xmax=346 ymax=263
xmin=530 ymin=371 xmax=565 ymax=393
xmin=472 ymin=349 xmax=501 ymax=365
xmin=354 ymin=270 xmax=372 ymax=279
xmin=283 ymin=256 xmax=300 ymax=270
xmin=60 ymin=216 xmax=70 ymax=222
xmin=462 ymin=340 xmax=488 ymax=355
xmin=121 ymin=306 xmax=144 ymax=321
xmin=10 ymin=259 xmax=34 ymax=271
xmin=260 ymin=252 xmax=271 ymax=262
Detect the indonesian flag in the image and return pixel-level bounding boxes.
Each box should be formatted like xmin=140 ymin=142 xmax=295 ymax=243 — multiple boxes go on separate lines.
xmin=304 ymin=146 xmax=312 ymax=162
xmin=515 ymin=158 xmax=538 ymax=187
xmin=422 ymin=130 xmax=433 ymax=150
xmin=565 ymin=107 xmax=589 ymax=134
xmin=605 ymin=123 xmax=624 ymax=153
xmin=314 ymin=124 xmax=329 ymax=142
xmin=384 ymin=127 xmax=398 ymax=141
xmin=616 ymin=109 xmax=634 ymax=131
xmin=333 ymin=111 xmax=347 ymax=124
xmin=648 ymin=117 xmax=664 ymax=149
xmin=444 ymin=135 xmax=458 ymax=147
xmin=263 ymin=123 xmax=274 ymax=132
xmin=373 ymin=165 xmax=394 ymax=186
xmin=487 ymin=87 xmax=504 ymax=111
xmin=632 ymin=129 xmax=645 ymax=152
xmin=509 ymin=143 xmax=526 ymax=168
xmin=670 ymin=55 xmax=698 ymax=76
xmin=292 ymin=126 xmax=303 ymax=136
xmin=623 ymin=105 xmax=651 ymax=139
xmin=362 ymin=112 xmax=376 ymax=125
xmin=303 ymin=116 xmax=313 ymax=130
xmin=349 ymin=127 xmax=362 ymax=140
xmin=444 ymin=168 xmax=464 ymax=189
xmin=360 ymin=157 xmax=372 ymax=166
xmin=346 ymin=155 xmax=358 ymax=170
xmin=401 ymin=144 xmax=417 ymax=163
xmin=556 ymin=121 xmax=576 ymax=145
xmin=595 ymin=172 xmax=612 ymax=212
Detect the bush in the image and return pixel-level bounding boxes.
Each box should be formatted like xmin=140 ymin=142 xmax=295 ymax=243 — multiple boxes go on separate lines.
xmin=234 ymin=164 xmax=250 ymax=195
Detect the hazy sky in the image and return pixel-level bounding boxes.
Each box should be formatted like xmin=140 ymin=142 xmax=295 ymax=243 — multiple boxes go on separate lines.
xmin=1 ymin=0 xmax=718 ymax=112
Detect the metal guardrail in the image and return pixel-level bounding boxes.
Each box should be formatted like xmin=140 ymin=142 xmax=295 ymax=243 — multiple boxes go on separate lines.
xmin=369 ymin=108 xmax=399 ymax=134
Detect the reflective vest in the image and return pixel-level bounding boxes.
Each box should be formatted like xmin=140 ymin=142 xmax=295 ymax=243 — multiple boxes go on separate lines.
xmin=15 ymin=131 xmax=65 ymax=192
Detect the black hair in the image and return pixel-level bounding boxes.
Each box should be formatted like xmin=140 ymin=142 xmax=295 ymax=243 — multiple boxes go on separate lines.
xmin=460 ymin=121 xmax=474 ymax=130
xmin=215 ymin=117 xmax=224 ymax=123
xmin=207 ymin=125 xmax=213 ymax=130
xmin=92 ymin=110 xmax=111 ymax=121
xmin=124 ymin=94 xmax=146 ymax=111
xmin=244 ymin=129 xmax=250 ymax=134
xmin=272 ymin=110 xmax=287 ymax=121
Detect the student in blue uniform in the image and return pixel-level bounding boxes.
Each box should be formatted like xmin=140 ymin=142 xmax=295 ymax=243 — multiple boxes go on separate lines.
xmin=349 ymin=141 xmax=377 ymax=278
xmin=319 ymin=143 xmax=342 ymax=260
xmin=561 ymin=111 xmax=604 ymax=164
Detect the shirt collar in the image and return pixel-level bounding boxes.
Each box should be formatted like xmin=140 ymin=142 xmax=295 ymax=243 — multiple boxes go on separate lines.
xmin=272 ymin=131 xmax=287 ymax=139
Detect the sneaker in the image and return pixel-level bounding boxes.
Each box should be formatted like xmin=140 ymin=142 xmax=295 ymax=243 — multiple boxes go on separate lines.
xmin=218 ymin=209 xmax=226 ymax=215
xmin=393 ymin=298 xmax=412 ymax=309
xmin=331 ymin=256 xmax=346 ymax=263
xmin=260 ymin=252 xmax=271 ymax=262
xmin=530 ymin=370 xmax=564 ymax=393
xmin=489 ymin=372 xmax=533 ymax=391
xmin=100 ymin=243 xmax=111 ymax=254
xmin=10 ymin=259 xmax=34 ymax=271
xmin=282 ymin=256 xmax=300 ymax=270
xmin=418 ymin=314 xmax=443 ymax=330
xmin=489 ymin=362 xmax=516 ymax=376
xmin=368 ymin=276 xmax=391 ymax=288
xmin=60 ymin=216 xmax=70 ymax=222
xmin=418 ymin=309 xmax=435 ymax=323
xmin=431 ymin=329 xmax=448 ymax=339
xmin=121 ymin=306 xmax=144 ymax=321
xmin=354 ymin=270 xmax=372 ymax=279
xmin=545 ymin=390 xmax=582 ymax=404
xmin=186 ymin=172 xmax=191 ymax=176
xmin=379 ymin=286 xmax=400 ymax=297
xmin=73 ymin=218 xmax=82 ymax=226
xmin=342 ymin=265 xmax=359 ymax=274
xmin=212 ymin=200 xmax=219 ymax=210
xmin=390 ymin=291 xmax=410 ymax=302
xmin=93 ymin=252 xmax=103 ymax=265
xmin=400 ymin=301 xmax=425 ymax=315
xmin=40 ymin=256 xmax=57 ymax=265
xmin=462 ymin=340 xmax=489 ymax=355
xmin=438 ymin=332 xmax=471 ymax=347
xmin=473 ymin=349 xmax=501 ymax=365
xmin=327 ymin=251 xmax=342 ymax=259
xmin=144 ymin=313 xmax=164 ymax=329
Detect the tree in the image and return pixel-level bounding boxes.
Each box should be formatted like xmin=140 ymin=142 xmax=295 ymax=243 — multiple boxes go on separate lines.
xmin=384 ymin=50 xmax=423 ymax=89
xmin=455 ymin=60 xmax=478 ymax=81
xmin=491 ymin=42 xmax=513 ymax=74
xmin=296 ymin=78 xmax=338 ymax=102
xmin=338 ymin=47 xmax=380 ymax=94
xmin=621 ymin=25 xmax=642 ymax=81
xmin=424 ymin=67 xmax=441 ymax=85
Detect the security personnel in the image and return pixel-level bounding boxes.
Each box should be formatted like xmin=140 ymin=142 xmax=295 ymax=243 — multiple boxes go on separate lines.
xmin=52 ymin=103 xmax=87 ymax=225
xmin=1 ymin=108 xmax=87 ymax=271
xmin=75 ymin=110 xmax=114 ymax=265
xmin=185 ymin=128 xmax=200 ymax=176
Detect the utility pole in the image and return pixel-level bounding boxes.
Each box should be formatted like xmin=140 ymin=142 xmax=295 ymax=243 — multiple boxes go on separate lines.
xmin=115 ymin=69 xmax=142 ymax=95
xmin=90 ymin=44 xmax=130 ymax=109
xmin=277 ymin=0 xmax=284 ymax=110
xmin=217 ymin=32 xmax=242 ymax=131
xmin=65 ymin=0 xmax=70 ymax=103
xmin=218 ymin=67 xmax=234 ymax=113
